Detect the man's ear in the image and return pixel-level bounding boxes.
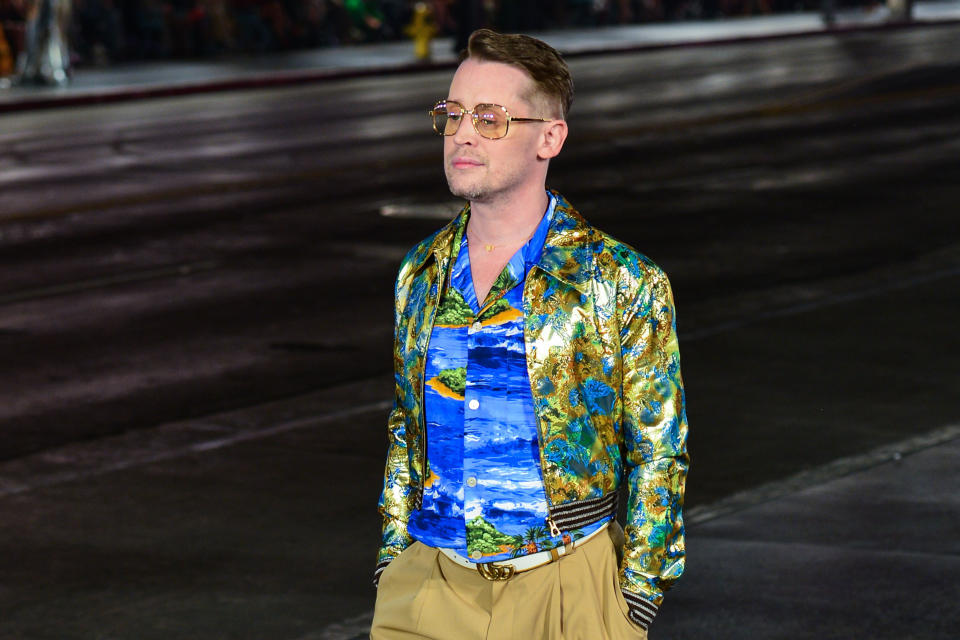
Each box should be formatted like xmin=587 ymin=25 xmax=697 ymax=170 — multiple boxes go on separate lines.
xmin=537 ymin=119 xmax=568 ymax=160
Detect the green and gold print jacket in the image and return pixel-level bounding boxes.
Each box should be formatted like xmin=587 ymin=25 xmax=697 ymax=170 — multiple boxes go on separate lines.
xmin=376 ymin=191 xmax=688 ymax=617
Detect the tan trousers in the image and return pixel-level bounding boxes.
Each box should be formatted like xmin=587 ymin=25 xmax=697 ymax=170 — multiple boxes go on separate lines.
xmin=370 ymin=525 xmax=648 ymax=640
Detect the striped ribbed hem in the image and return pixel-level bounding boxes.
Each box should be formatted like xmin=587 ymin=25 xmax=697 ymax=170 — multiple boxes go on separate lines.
xmin=372 ymin=560 xmax=391 ymax=587
xmin=550 ymin=491 xmax=618 ymax=531
xmin=622 ymin=591 xmax=659 ymax=630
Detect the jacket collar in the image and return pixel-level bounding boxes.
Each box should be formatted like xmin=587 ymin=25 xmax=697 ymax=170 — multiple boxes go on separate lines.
xmin=537 ymin=190 xmax=596 ymax=292
xmin=407 ymin=190 xmax=596 ymax=292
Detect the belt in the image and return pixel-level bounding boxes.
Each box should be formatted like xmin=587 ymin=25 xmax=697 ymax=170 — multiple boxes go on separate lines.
xmin=438 ymin=522 xmax=609 ymax=581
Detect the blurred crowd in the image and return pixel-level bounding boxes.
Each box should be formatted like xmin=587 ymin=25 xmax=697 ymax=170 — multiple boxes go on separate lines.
xmin=0 ymin=0 xmax=826 ymax=71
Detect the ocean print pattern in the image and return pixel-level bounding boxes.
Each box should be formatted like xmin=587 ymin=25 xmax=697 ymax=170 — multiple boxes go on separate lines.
xmin=407 ymin=195 xmax=604 ymax=562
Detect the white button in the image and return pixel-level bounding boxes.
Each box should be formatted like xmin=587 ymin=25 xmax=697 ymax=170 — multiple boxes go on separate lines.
xmin=470 ymin=321 xmax=482 ymax=333
xmin=466 ymin=476 xmax=477 ymax=487
xmin=468 ymin=399 xmax=480 ymax=410
xmin=470 ymin=550 xmax=482 ymax=560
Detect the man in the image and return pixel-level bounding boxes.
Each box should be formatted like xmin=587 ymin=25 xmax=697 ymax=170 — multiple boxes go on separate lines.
xmin=372 ymin=29 xmax=688 ymax=640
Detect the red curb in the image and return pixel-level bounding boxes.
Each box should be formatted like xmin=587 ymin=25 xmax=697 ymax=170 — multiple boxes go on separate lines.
xmin=0 ymin=17 xmax=957 ymax=114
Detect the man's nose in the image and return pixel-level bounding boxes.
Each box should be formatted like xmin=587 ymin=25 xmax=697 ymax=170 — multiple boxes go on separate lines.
xmin=451 ymin=115 xmax=478 ymax=145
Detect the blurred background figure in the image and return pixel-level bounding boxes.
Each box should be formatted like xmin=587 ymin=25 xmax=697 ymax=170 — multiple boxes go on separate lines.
xmin=1 ymin=0 xmax=27 ymax=79
xmin=73 ymin=0 xmax=123 ymax=65
xmin=0 ymin=25 xmax=12 ymax=76
xmin=203 ymin=0 xmax=236 ymax=51
xmin=343 ymin=0 xmax=385 ymax=41
xmin=231 ymin=0 xmax=272 ymax=52
xmin=167 ymin=0 xmax=211 ymax=57
xmin=821 ymin=0 xmax=835 ymax=26
xmin=887 ymin=0 xmax=913 ymax=20
xmin=17 ymin=0 xmax=71 ymax=84
xmin=404 ymin=1 xmax=435 ymax=60
xmin=117 ymin=0 xmax=168 ymax=59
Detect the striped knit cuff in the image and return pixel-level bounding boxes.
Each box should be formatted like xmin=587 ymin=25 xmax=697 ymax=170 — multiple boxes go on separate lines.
xmin=372 ymin=560 xmax=391 ymax=588
xmin=622 ymin=590 xmax=659 ymax=630
xmin=550 ymin=491 xmax=618 ymax=531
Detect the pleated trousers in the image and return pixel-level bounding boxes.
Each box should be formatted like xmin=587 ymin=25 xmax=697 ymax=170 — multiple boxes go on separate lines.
xmin=370 ymin=524 xmax=648 ymax=640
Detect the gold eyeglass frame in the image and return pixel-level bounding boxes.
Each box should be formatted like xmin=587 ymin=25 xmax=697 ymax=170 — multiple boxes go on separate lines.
xmin=429 ymin=100 xmax=551 ymax=140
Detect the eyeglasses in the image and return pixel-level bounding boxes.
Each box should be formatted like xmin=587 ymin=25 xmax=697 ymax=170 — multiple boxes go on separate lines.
xmin=428 ymin=100 xmax=551 ymax=140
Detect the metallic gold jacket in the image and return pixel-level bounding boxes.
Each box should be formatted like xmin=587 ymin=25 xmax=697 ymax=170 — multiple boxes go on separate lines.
xmin=377 ymin=191 xmax=688 ymax=610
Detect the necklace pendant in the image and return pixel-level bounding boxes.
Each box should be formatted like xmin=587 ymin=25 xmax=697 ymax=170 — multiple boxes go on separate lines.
xmin=484 ymin=244 xmax=495 ymax=252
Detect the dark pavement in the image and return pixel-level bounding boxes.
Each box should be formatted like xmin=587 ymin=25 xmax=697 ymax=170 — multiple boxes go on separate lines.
xmin=0 ymin=10 xmax=958 ymax=640
xmin=1 ymin=277 xmax=956 ymax=638
xmin=662 ymin=428 xmax=959 ymax=639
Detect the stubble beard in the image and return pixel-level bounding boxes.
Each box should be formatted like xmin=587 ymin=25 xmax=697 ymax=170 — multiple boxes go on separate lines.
xmin=448 ymin=183 xmax=487 ymax=202
xmin=445 ymin=166 xmax=488 ymax=202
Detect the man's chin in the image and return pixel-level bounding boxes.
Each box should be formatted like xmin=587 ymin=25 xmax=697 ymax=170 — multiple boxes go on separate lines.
xmin=447 ymin=181 xmax=487 ymax=202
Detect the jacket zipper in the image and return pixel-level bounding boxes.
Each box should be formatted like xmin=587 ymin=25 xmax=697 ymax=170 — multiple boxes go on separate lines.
xmin=545 ymin=515 xmax=562 ymax=538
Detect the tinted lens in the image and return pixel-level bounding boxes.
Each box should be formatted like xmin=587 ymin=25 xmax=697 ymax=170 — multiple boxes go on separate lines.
xmin=432 ymin=102 xmax=464 ymax=135
xmin=474 ymin=104 xmax=508 ymax=139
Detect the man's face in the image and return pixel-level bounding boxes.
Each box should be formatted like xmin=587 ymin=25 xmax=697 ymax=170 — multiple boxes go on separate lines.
xmin=443 ymin=58 xmax=551 ymax=204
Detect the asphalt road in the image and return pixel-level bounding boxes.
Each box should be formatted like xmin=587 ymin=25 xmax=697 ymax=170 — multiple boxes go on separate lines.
xmin=0 ymin=24 xmax=958 ymax=639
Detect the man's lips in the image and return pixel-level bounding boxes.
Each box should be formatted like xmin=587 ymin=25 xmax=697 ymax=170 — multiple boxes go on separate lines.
xmin=450 ymin=157 xmax=484 ymax=169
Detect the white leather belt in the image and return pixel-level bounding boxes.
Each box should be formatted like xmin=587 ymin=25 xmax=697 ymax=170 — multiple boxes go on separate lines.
xmin=438 ymin=522 xmax=609 ymax=581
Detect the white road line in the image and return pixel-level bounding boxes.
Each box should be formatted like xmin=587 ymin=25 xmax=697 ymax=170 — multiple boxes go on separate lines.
xmin=0 ymin=260 xmax=220 ymax=306
xmin=0 ymin=399 xmax=392 ymax=498
xmin=685 ymin=422 xmax=960 ymax=525
xmin=187 ymin=400 xmax=391 ymax=452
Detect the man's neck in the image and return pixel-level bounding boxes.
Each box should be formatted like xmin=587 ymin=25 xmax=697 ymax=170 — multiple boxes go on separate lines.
xmin=467 ymin=188 xmax=550 ymax=247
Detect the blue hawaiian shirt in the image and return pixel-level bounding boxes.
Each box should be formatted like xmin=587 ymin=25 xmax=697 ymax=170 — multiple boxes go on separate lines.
xmin=407 ymin=193 xmax=610 ymax=562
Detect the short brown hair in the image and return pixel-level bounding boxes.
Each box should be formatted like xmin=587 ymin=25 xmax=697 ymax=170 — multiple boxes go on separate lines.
xmin=461 ymin=29 xmax=574 ymax=119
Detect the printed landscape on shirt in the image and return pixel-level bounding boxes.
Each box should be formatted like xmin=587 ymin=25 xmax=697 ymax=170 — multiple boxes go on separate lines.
xmin=406 ymin=199 xmax=601 ymax=562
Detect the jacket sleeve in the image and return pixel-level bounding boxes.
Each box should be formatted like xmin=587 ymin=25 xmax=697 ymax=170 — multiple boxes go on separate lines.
xmin=374 ymin=267 xmax=417 ymax=586
xmin=373 ymin=406 xmax=415 ymax=586
xmin=617 ymin=263 xmax=689 ymax=629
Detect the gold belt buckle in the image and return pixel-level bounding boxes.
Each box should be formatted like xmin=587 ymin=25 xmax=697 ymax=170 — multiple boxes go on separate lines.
xmin=477 ymin=561 xmax=515 ymax=581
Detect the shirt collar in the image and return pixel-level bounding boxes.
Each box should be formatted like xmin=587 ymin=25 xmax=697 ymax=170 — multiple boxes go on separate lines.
xmin=451 ymin=192 xmax=556 ymax=311
xmin=510 ymin=191 xmax=556 ymax=282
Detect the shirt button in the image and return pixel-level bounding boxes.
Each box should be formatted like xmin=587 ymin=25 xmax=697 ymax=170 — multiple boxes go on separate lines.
xmin=471 ymin=550 xmax=482 ymax=560
xmin=470 ymin=321 xmax=482 ymax=333
xmin=466 ymin=476 xmax=477 ymax=487
xmin=468 ymin=399 xmax=480 ymax=410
